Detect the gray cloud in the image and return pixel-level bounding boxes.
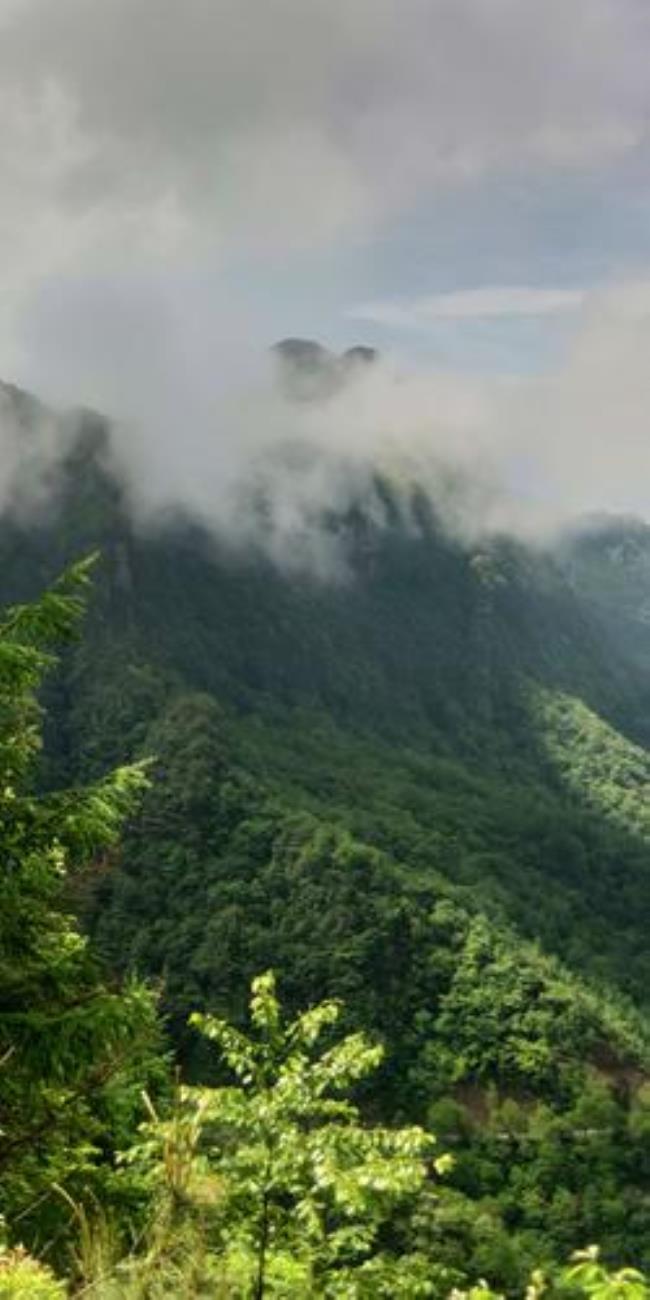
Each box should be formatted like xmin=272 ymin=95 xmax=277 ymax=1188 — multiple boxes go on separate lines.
xmin=0 ymin=0 xmax=648 ymax=301
xmin=6 ymin=276 xmax=650 ymax=572
xmin=2 ymin=1 xmax=650 ymax=566
xmin=0 ymin=0 xmax=647 ymax=376
xmin=0 ymin=382 xmax=75 ymax=520
xmin=98 ymin=279 xmax=650 ymax=564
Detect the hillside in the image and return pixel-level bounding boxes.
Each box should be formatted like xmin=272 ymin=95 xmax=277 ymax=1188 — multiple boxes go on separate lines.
xmin=3 ymin=379 xmax=650 ymax=1284
xmin=559 ymin=516 xmax=650 ymax=673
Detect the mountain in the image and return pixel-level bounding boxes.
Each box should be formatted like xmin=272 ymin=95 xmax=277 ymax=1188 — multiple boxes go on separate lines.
xmin=272 ymin=336 xmax=378 ymax=398
xmin=3 ymin=368 xmax=650 ymax=1282
xmin=559 ymin=514 xmax=650 ymax=673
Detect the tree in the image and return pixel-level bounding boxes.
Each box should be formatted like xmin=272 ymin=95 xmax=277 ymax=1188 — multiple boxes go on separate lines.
xmin=0 ymin=558 xmax=161 ymax=1265
xmin=450 ymin=1247 xmax=648 ymax=1300
xmin=561 ymin=1247 xmax=648 ymax=1300
xmin=127 ymin=971 xmax=449 ymax=1297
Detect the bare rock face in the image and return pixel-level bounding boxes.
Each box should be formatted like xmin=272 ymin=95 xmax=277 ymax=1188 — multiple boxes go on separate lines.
xmin=272 ymin=338 xmax=334 ymax=369
xmin=271 ymin=337 xmax=378 ymax=400
xmin=271 ymin=338 xmax=338 ymax=400
xmin=341 ymin=345 xmax=378 ymax=369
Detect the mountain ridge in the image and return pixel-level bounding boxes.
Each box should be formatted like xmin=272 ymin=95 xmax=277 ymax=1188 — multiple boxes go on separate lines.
xmin=4 ymin=372 xmax=650 ymax=1275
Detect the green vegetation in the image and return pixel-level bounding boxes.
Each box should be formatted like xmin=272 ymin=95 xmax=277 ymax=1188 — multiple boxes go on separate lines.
xmin=0 ymin=1247 xmax=66 ymax=1299
xmin=113 ymin=970 xmax=441 ymax=1297
xmin=4 ymin=409 xmax=650 ymax=1292
xmin=0 ymin=560 xmax=162 ymax=1278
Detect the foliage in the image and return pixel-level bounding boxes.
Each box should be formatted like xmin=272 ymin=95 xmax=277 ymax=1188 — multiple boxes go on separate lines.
xmin=121 ymin=971 xmax=443 ymax=1297
xmin=4 ymin=416 xmax=650 ymax=1289
xmin=0 ymin=559 xmax=162 ymax=1271
xmin=0 ymin=1245 xmax=66 ymax=1299
xmin=87 ymin=697 xmax=650 ymax=1283
xmin=561 ymin=1247 xmax=648 ymax=1300
xmin=451 ymin=1246 xmax=649 ymax=1299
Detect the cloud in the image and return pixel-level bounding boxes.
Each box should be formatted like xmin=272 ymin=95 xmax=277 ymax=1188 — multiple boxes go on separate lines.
xmin=0 ymin=382 xmax=75 ymax=519
xmin=0 ymin=0 xmax=644 ymax=400
xmin=0 ymin=1 xmax=648 ymax=304
xmin=520 ymin=279 xmax=650 ymax=525
xmin=348 ymin=287 xmax=587 ymax=329
xmin=94 ymin=276 xmax=650 ymax=565
xmin=0 ymin=0 xmax=645 ymax=390
xmin=102 ymin=346 xmax=512 ymax=574
xmin=7 ymin=274 xmax=650 ymax=572
xmin=2 ymin=1 xmax=650 ymax=567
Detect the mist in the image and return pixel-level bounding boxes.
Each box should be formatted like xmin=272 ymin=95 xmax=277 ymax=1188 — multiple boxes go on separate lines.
xmin=2 ymin=1 xmax=650 ymax=569
xmin=98 ymin=279 xmax=650 ymax=562
xmin=4 ymin=275 xmax=650 ymax=576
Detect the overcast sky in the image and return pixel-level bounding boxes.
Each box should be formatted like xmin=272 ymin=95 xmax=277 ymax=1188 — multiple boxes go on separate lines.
xmin=3 ymin=0 xmax=650 ymax=535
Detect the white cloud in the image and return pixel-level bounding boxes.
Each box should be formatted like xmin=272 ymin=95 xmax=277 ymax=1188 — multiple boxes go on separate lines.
xmin=8 ymin=272 xmax=650 ymax=565
xmin=1 ymin=0 xmax=650 ymax=558
xmin=0 ymin=0 xmax=647 ymax=290
xmin=348 ymin=286 xmax=587 ymax=328
xmin=100 ymin=275 xmax=650 ymax=556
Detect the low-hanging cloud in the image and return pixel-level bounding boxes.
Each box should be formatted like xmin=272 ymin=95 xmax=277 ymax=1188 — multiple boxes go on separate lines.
xmin=1 ymin=3 xmax=650 ymax=569
xmin=14 ymin=277 xmax=634 ymax=577
xmin=0 ymin=382 xmax=76 ymax=522
xmin=4 ymin=278 xmax=650 ymax=572
xmin=103 ymin=277 xmax=650 ymax=563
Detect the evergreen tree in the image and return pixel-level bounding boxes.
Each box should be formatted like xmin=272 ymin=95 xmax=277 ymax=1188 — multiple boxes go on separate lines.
xmin=0 ymin=558 xmax=161 ymax=1266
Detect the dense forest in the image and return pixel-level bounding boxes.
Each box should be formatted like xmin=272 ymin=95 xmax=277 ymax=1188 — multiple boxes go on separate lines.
xmin=2 ymin=381 xmax=650 ymax=1294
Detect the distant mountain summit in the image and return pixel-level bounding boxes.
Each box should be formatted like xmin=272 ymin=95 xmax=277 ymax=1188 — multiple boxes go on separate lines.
xmin=271 ymin=336 xmax=378 ymax=399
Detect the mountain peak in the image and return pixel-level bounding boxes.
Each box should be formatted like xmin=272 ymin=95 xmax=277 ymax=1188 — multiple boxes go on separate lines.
xmin=271 ymin=337 xmax=379 ymax=400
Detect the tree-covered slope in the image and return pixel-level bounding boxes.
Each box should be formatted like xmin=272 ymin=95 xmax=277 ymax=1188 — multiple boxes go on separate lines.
xmin=4 ymin=387 xmax=650 ymax=1284
xmin=0 ymin=385 xmax=641 ymax=746
xmin=79 ymin=688 xmax=650 ymax=1279
xmin=4 ymin=393 xmax=650 ymax=1014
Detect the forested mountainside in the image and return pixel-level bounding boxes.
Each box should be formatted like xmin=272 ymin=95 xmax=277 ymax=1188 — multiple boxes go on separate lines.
xmin=4 ymin=375 xmax=650 ymax=1292
xmin=560 ymin=516 xmax=650 ymax=674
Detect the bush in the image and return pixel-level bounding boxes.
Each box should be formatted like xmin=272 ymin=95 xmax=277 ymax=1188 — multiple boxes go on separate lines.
xmin=0 ymin=1247 xmax=66 ymax=1299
